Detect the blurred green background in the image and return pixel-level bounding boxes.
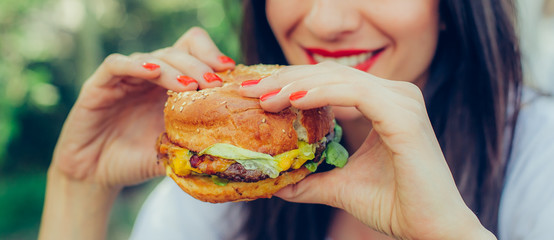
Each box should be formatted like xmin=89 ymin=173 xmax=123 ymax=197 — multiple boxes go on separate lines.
xmin=0 ymin=0 xmax=241 ymax=238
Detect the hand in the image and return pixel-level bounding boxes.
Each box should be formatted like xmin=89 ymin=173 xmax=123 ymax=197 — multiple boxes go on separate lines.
xmin=239 ymin=62 xmax=494 ymax=240
xmin=51 ymin=27 xmax=235 ymax=190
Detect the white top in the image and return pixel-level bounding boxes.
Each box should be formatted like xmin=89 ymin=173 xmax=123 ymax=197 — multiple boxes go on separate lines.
xmin=131 ymin=91 xmax=554 ymax=240
xmin=498 ymin=92 xmax=554 ymax=240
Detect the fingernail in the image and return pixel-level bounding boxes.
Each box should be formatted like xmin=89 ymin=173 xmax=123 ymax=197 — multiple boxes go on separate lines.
xmin=203 ymin=72 xmax=222 ymax=83
xmin=260 ymin=89 xmax=281 ymax=102
xmin=289 ymin=91 xmax=308 ymax=101
xmin=177 ymin=75 xmax=197 ymax=86
xmin=241 ymin=79 xmax=261 ymax=87
xmin=142 ymin=62 xmax=160 ymax=71
xmin=218 ymin=56 xmax=235 ymax=65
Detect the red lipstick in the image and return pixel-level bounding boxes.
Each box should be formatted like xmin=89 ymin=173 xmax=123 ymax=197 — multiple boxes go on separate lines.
xmin=304 ymin=47 xmax=385 ymax=72
xmin=306 ymin=48 xmax=370 ymax=58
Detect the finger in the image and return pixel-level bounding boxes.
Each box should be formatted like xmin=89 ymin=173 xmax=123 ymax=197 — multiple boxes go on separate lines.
xmin=93 ymin=53 xmax=160 ymax=87
xmin=275 ymin=169 xmax=344 ymax=208
xmin=290 ymin=84 xmax=434 ymax=154
xmin=239 ymin=65 xmax=322 ymax=98
xmin=153 ymin=47 xmax=222 ymax=89
xmin=93 ymin=53 xmax=198 ymax=92
xmin=288 ymin=83 xmax=394 ymax=124
xmin=174 ymin=27 xmax=235 ymax=71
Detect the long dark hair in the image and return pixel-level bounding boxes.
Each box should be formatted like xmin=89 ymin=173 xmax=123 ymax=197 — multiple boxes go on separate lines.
xmin=238 ymin=0 xmax=522 ymax=238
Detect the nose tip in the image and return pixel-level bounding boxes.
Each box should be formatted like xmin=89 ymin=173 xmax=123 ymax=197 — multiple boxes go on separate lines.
xmin=303 ymin=0 xmax=361 ymax=41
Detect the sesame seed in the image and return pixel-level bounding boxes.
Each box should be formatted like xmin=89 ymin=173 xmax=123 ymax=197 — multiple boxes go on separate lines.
xmin=261 ymin=118 xmax=266 ymax=123
xmin=171 ymin=105 xmax=175 ymax=111
xmin=282 ymin=129 xmax=285 ymax=133
xmin=196 ymin=128 xmax=200 ymax=133
xmin=179 ymin=106 xmax=183 ymax=112
xmin=164 ymin=102 xmax=168 ymax=107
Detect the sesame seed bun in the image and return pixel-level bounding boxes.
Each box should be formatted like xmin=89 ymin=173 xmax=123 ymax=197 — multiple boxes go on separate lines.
xmin=158 ymin=64 xmax=334 ymax=203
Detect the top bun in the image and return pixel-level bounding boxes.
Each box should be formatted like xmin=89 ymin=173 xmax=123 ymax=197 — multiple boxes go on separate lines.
xmin=163 ymin=64 xmax=334 ymax=155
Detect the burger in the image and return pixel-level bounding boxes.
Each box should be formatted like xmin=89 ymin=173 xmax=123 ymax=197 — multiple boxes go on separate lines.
xmin=156 ymin=64 xmax=348 ymax=203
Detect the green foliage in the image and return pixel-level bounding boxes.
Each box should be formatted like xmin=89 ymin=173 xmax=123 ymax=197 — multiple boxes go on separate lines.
xmin=0 ymin=173 xmax=46 ymax=239
xmin=0 ymin=0 xmax=242 ymax=238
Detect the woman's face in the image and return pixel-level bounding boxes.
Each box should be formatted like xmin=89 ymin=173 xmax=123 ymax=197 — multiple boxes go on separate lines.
xmin=266 ymin=0 xmax=441 ymax=85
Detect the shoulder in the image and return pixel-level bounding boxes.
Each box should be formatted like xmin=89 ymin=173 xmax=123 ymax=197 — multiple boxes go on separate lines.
xmin=129 ymin=177 xmax=247 ymax=240
xmin=499 ymin=89 xmax=554 ymax=240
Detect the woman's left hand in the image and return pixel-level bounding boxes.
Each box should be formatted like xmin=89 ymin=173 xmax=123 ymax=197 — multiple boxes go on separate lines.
xmin=239 ymin=62 xmax=495 ymax=240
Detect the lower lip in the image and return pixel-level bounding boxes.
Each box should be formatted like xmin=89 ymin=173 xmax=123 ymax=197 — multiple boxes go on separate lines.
xmin=306 ymin=48 xmax=385 ymax=72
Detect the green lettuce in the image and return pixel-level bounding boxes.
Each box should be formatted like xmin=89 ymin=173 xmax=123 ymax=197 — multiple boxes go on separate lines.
xmin=199 ymin=143 xmax=273 ymax=160
xmin=199 ymin=142 xmax=315 ymax=179
xmin=324 ymin=122 xmax=349 ymax=168
xmin=304 ymin=161 xmax=319 ymax=172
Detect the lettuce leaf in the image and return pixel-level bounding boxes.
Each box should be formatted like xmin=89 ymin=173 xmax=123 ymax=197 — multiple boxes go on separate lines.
xmin=200 ymin=141 xmax=319 ymax=178
xmin=325 ymin=141 xmax=349 ymax=168
xmin=199 ymin=143 xmax=273 ymax=160
xmin=333 ymin=121 xmax=343 ymax=142
xmin=304 ymin=161 xmax=319 ymax=172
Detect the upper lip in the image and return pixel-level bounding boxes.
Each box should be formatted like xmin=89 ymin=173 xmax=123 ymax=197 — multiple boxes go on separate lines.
xmin=304 ymin=48 xmax=379 ymax=58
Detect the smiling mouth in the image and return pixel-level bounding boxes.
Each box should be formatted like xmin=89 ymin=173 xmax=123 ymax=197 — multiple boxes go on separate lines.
xmin=305 ymin=48 xmax=385 ymax=71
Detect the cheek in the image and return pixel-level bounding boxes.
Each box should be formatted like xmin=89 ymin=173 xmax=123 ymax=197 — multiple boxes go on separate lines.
xmin=266 ymin=1 xmax=303 ymax=44
xmin=370 ymin=0 xmax=440 ymax=82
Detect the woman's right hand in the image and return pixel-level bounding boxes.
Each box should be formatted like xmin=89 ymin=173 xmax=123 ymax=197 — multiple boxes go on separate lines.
xmin=40 ymin=27 xmax=235 ymax=240
xmin=52 ymin=27 xmax=235 ymax=191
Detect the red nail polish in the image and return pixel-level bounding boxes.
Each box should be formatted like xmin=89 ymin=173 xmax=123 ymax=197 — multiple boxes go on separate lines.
xmin=177 ymin=75 xmax=197 ymax=86
xmin=289 ymin=91 xmax=308 ymax=101
xmin=218 ymin=56 xmax=235 ymax=65
xmin=260 ymin=89 xmax=281 ymax=102
xmin=142 ymin=62 xmax=160 ymax=71
xmin=241 ymin=79 xmax=261 ymax=87
xmin=203 ymin=72 xmax=222 ymax=83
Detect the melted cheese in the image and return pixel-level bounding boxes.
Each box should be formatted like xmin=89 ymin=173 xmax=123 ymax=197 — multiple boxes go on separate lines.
xmin=168 ymin=147 xmax=200 ymax=175
xmin=275 ymin=149 xmax=300 ymax=171
xmin=167 ymin=141 xmax=316 ymax=177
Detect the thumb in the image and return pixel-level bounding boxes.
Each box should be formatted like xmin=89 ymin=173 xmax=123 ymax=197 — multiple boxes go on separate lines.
xmin=275 ymin=169 xmax=343 ymax=208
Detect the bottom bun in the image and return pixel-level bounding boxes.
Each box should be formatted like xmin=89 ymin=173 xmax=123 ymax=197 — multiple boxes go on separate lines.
xmin=166 ymin=166 xmax=311 ymax=203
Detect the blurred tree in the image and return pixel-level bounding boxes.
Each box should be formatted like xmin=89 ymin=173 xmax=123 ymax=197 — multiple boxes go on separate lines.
xmin=0 ymin=0 xmax=241 ymax=238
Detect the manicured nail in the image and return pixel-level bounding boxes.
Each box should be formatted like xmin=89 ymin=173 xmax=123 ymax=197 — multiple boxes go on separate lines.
xmin=241 ymin=79 xmax=261 ymax=87
xmin=289 ymin=91 xmax=308 ymax=101
xmin=218 ymin=56 xmax=235 ymax=65
xmin=177 ymin=75 xmax=197 ymax=86
xmin=203 ymin=72 xmax=222 ymax=83
xmin=260 ymin=89 xmax=281 ymax=102
xmin=142 ymin=62 xmax=160 ymax=71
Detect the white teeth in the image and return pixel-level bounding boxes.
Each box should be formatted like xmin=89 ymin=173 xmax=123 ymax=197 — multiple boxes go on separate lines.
xmin=312 ymin=52 xmax=373 ymax=67
xmin=313 ymin=54 xmax=325 ymax=63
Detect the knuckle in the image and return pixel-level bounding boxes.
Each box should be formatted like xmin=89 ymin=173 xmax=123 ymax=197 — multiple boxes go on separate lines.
xmin=129 ymin=52 xmax=146 ymax=58
xmin=397 ymin=81 xmax=424 ymax=103
xmin=153 ymin=47 xmax=174 ymax=57
xmin=102 ymin=53 xmax=127 ymax=74
xmin=185 ymin=26 xmax=208 ymax=38
xmin=103 ymin=53 xmax=125 ymax=66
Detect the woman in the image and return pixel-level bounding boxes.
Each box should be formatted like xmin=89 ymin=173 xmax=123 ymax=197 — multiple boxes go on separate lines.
xmin=39 ymin=0 xmax=554 ymax=239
